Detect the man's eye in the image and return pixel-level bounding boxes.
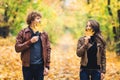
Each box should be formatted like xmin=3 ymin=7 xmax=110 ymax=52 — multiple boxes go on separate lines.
xmin=37 ymin=17 xmax=40 ymax=19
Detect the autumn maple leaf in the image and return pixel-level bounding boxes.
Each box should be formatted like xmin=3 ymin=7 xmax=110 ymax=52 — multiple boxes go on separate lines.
xmin=85 ymin=29 xmax=94 ymax=37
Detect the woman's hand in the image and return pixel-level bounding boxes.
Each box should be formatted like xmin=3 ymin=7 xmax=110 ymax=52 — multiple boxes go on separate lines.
xmin=84 ymin=36 xmax=90 ymax=45
xmin=43 ymin=67 xmax=49 ymax=76
xmin=101 ymin=73 xmax=105 ymax=80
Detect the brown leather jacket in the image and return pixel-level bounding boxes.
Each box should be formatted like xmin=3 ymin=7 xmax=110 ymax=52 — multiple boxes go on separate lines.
xmin=76 ymin=34 xmax=106 ymax=73
xmin=15 ymin=27 xmax=51 ymax=69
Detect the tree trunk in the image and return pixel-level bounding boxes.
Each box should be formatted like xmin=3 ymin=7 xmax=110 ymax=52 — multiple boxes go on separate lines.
xmin=113 ymin=9 xmax=120 ymax=55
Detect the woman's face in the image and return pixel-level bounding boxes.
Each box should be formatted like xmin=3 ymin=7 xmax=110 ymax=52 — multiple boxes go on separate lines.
xmin=86 ymin=21 xmax=92 ymax=31
xmin=85 ymin=21 xmax=95 ymax=36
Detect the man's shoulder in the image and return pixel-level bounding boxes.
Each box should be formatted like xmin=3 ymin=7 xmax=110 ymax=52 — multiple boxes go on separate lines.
xmin=23 ymin=27 xmax=30 ymax=32
xmin=19 ymin=27 xmax=29 ymax=32
xmin=41 ymin=31 xmax=48 ymax=36
xmin=17 ymin=27 xmax=30 ymax=36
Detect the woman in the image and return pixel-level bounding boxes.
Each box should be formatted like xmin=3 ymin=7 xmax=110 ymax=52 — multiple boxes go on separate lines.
xmin=76 ymin=20 xmax=106 ymax=80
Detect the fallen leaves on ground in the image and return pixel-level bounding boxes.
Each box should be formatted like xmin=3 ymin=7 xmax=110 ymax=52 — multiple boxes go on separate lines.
xmin=0 ymin=35 xmax=120 ymax=80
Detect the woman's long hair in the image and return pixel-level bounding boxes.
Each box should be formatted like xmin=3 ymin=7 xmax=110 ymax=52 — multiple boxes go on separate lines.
xmin=87 ymin=20 xmax=106 ymax=46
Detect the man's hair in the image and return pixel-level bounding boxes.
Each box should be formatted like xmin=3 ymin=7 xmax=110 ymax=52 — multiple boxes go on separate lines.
xmin=26 ymin=11 xmax=42 ymax=25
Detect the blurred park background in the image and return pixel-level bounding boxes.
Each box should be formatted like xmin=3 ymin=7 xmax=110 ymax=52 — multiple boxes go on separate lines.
xmin=0 ymin=0 xmax=120 ymax=80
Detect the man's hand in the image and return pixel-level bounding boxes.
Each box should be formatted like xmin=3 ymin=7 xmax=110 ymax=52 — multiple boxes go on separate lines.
xmin=30 ymin=36 xmax=39 ymax=43
xmin=43 ymin=67 xmax=49 ymax=76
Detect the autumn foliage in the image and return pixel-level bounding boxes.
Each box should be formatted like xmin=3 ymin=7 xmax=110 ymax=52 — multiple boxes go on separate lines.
xmin=0 ymin=0 xmax=120 ymax=80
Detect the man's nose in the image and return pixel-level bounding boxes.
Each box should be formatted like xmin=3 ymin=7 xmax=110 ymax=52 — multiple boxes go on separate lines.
xmin=38 ymin=20 xmax=41 ymax=23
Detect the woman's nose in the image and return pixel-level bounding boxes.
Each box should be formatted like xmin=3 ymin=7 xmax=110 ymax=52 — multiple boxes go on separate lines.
xmin=86 ymin=26 xmax=91 ymax=29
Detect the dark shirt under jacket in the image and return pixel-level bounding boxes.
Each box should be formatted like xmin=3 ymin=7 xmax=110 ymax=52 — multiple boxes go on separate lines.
xmin=81 ymin=36 xmax=100 ymax=69
xmin=29 ymin=28 xmax=43 ymax=64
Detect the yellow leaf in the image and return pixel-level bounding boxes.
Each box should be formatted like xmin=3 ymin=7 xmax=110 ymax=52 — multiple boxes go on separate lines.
xmin=85 ymin=28 xmax=94 ymax=37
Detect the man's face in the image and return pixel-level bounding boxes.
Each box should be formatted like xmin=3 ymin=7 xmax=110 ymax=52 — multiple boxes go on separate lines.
xmin=31 ymin=16 xmax=41 ymax=28
xmin=31 ymin=16 xmax=44 ymax=32
xmin=34 ymin=16 xmax=41 ymax=23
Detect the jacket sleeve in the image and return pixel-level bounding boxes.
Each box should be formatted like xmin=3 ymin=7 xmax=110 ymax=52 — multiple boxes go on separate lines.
xmin=76 ymin=37 xmax=88 ymax=57
xmin=45 ymin=32 xmax=51 ymax=69
xmin=97 ymin=34 xmax=106 ymax=73
xmin=101 ymin=45 xmax=106 ymax=73
xmin=15 ymin=30 xmax=32 ymax=53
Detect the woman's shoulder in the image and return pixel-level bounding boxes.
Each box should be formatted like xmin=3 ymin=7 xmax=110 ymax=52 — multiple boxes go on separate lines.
xmin=79 ymin=36 xmax=85 ymax=41
xmin=95 ymin=34 xmax=106 ymax=46
xmin=77 ymin=36 xmax=86 ymax=44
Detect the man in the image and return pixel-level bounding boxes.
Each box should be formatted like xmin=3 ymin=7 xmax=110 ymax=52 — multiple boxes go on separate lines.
xmin=15 ymin=11 xmax=51 ymax=80
xmin=76 ymin=20 xmax=106 ymax=80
